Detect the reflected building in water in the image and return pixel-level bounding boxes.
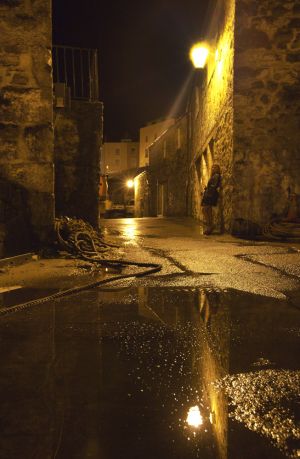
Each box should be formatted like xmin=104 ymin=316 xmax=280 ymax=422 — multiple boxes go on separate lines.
xmin=0 ymin=286 xmax=297 ymax=458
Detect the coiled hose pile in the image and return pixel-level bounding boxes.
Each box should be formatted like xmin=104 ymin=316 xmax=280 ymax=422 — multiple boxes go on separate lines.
xmin=0 ymin=217 xmax=162 ymax=316
xmin=55 ymin=216 xmax=162 ymax=275
xmin=263 ymin=220 xmax=300 ymax=241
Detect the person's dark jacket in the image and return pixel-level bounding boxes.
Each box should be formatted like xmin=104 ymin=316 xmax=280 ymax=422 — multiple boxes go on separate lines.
xmin=201 ymin=173 xmax=221 ymax=206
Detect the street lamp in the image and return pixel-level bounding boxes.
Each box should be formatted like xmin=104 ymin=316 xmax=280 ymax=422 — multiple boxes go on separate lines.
xmin=126 ymin=179 xmax=134 ymax=189
xmin=189 ymin=43 xmax=209 ymax=69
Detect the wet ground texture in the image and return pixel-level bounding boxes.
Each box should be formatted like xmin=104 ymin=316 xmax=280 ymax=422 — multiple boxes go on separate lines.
xmin=0 ymin=286 xmax=299 ymax=459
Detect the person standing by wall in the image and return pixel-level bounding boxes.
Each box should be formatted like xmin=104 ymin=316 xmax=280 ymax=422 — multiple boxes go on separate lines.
xmin=201 ymin=164 xmax=221 ymax=235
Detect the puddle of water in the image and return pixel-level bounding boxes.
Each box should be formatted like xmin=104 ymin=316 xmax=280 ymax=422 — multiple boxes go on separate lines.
xmin=0 ymin=287 xmax=299 ymax=458
xmin=0 ymin=287 xmax=58 ymax=308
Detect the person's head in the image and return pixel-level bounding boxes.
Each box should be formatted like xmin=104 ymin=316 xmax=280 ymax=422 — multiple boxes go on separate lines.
xmin=211 ymin=164 xmax=221 ymax=174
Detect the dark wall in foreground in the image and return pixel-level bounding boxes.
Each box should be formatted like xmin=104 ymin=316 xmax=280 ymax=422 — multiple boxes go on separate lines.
xmin=0 ymin=0 xmax=54 ymax=257
xmin=54 ymin=101 xmax=103 ymax=227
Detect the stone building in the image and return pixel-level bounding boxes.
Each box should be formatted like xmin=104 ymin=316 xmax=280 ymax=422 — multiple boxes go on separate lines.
xmin=53 ymin=46 xmax=103 ymax=228
xmin=139 ymin=118 xmax=175 ymax=167
xmin=0 ymin=0 xmax=54 ymax=256
xmin=0 ymin=4 xmax=103 ymax=257
xmin=189 ymin=0 xmax=300 ymax=235
xmin=135 ymin=115 xmax=188 ymax=218
xmin=101 ymin=140 xmax=139 ymax=175
xmin=136 ymin=0 xmax=300 ymax=234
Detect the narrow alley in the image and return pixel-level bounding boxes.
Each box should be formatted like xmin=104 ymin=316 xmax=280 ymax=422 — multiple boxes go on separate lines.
xmin=1 ymin=0 xmax=300 ymax=457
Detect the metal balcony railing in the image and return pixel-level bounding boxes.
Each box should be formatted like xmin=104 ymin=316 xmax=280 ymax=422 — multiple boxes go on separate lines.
xmin=52 ymin=45 xmax=99 ymax=101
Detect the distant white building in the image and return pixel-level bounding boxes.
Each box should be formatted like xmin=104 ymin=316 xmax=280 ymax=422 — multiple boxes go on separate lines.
xmin=139 ymin=118 xmax=175 ymax=167
xmin=101 ymin=140 xmax=139 ymax=174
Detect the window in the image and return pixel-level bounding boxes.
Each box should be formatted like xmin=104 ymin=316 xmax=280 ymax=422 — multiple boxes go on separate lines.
xmin=115 ymin=148 xmax=120 ymax=155
xmin=154 ymin=133 xmax=157 ymax=140
xmin=115 ymin=159 xmax=120 ymax=165
xmin=145 ymin=136 xmax=148 ymax=142
xmin=129 ymin=158 xmax=137 ymax=167
xmin=163 ymin=140 xmax=167 ymax=158
xmin=145 ymin=149 xmax=149 ymax=158
xmin=131 ymin=147 xmax=135 ymax=152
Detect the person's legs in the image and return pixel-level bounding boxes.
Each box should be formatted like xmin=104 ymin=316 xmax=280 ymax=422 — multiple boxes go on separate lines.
xmin=202 ymin=206 xmax=213 ymax=234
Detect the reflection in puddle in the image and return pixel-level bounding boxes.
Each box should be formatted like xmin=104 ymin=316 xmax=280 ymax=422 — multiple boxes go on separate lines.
xmin=0 ymin=287 xmax=299 ymax=458
xmin=122 ymin=219 xmax=137 ymax=241
xmin=0 ymin=287 xmax=58 ymax=308
xmin=186 ymin=406 xmax=203 ymax=428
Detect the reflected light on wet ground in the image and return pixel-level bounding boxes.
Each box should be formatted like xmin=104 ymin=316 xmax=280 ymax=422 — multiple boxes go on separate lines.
xmin=0 ymin=286 xmax=299 ymax=458
xmin=122 ymin=219 xmax=137 ymax=241
xmin=186 ymin=406 xmax=203 ymax=428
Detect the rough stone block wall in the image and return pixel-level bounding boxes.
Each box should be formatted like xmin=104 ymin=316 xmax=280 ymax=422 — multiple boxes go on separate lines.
xmin=134 ymin=171 xmax=150 ymax=218
xmin=54 ymin=101 xmax=103 ymax=228
xmin=0 ymin=0 xmax=54 ymax=256
xmin=189 ymin=104 xmax=233 ymax=231
xmin=233 ymin=0 xmax=300 ymax=226
xmin=149 ymin=116 xmax=188 ymax=217
xmin=188 ymin=0 xmax=235 ymax=231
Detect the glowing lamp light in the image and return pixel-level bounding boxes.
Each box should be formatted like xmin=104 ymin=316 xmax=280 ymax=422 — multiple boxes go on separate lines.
xmin=126 ymin=179 xmax=134 ymax=189
xmin=186 ymin=406 xmax=203 ymax=428
xmin=189 ymin=43 xmax=209 ymax=69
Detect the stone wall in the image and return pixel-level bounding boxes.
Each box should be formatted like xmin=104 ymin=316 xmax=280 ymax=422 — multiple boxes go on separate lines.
xmin=0 ymin=0 xmax=54 ymax=256
xmin=148 ymin=115 xmax=188 ymax=217
xmin=54 ymin=100 xmax=103 ymax=228
xmin=134 ymin=171 xmax=150 ymax=218
xmin=188 ymin=0 xmax=235 ymax=232
xmin=233 ymin=0 xmax=300 ymax=227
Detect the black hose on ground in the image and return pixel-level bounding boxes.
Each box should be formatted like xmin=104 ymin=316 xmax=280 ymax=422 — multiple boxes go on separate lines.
xmin=0 ymin=217 xmax=162 ymax=317
xmin=262 ymin=220 xmax=300 ymax=241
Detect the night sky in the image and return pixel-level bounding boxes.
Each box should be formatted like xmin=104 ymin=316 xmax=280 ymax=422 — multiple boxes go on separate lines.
xmin=52 ymin=0 xmax=210 ymax=140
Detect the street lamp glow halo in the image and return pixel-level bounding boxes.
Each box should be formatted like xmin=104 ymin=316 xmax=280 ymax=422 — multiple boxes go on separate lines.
xmin=189 ymin=42 xmax=209 ymax=69
xmin=126 ymin=179 xmax=134 ymax=189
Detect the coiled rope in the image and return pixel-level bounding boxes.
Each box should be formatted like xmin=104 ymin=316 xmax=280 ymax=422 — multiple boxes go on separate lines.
xmin=262 ymin=220 xmax=300 ymax=241
xmin=0 ymin=217 xmax=162 ymax=317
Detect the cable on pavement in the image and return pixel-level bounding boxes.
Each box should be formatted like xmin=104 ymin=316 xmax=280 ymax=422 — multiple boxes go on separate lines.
xmin=0 ymin=217 xmax=162 ymax=317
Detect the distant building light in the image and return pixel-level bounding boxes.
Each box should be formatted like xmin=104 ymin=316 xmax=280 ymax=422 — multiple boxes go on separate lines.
xmin=126 ymin=179 xmax=134 ymax=188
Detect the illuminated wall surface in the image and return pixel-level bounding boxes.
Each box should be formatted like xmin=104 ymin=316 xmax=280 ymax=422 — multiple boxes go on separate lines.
xmin=189 ymin=0 xmax=235 ymax=231
xmin=233 ymin=0 xmax=300 ymax=226
xmin=101 ymin=141 xmax=139 ymax=174
xmin=139 ymin=118 xmax=176 ymax=167
xmin=134 ymin=171 xmax=150 ymax=218
xmin=0 ymin=0 xmax=54 ymax=256
xmin=189 ymin=0 xmax=300 ymax=231
xmin=148 ymin=115 xmax=188 ymax=217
